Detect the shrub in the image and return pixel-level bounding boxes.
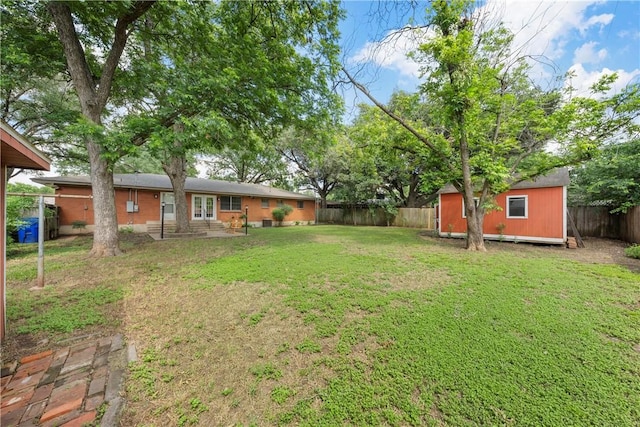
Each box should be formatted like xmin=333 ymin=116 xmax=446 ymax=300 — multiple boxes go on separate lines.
xmin=624 ymin=244 xmax=640 ymax=259
xmin=272 ymin=204 xmax=293 ymax=225
xmin=72 ymin=220 xmax=87 ymax=229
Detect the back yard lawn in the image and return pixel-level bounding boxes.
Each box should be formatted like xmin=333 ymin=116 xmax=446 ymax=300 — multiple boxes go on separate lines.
xmin=4 ymin=226 xmax=640 ymax=426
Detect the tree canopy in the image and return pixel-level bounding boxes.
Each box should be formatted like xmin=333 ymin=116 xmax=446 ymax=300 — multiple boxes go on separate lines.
xmin=569 ymin=139 xmax=640 ymax=213
xmin=4 ymin=0 xmax=344 ymax=252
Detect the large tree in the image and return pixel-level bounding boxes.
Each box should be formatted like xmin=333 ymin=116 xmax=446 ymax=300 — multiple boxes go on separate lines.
xmin=116 ymin=0 xmax=343 ymax=233
xmin=8 ymin=1 xmax=342 ymax=246
xmin=344 ymin=0 xmax=640 ymax=251
xmin=278 ymin=126 xmax=348 ymax=208
xmin=205 ymin=144 xmax=291 ymax=188
xmin=46 ymin=1 xmax=156 ymax=256
xmin=349 ymin=91 xmax=449 ymax=207
xmin=0 ymin=2 xmax=79 ymax=179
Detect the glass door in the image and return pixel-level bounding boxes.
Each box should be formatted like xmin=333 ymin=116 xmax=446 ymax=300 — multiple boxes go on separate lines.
xmin=205 ymin=196 xmax=216 ymax=220
xmin=192 ymin=195 xmax=216 ymax=220
xmin=161 ymin=193 xmax=175 ymax=221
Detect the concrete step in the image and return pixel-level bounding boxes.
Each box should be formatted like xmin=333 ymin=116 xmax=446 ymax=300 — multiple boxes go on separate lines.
xmin=146 ymin=220 xmax=224 ymax=234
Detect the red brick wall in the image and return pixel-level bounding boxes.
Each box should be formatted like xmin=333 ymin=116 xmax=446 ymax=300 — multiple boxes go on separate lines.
xmin=115 ymin=188 xmax=161 ymax=225
xmin=55 ymin=186 xmax=94 ymax=226
xmin=55 ymin=186 xmax=316 ymax=227
xmin=219 ymin=197 xmax=315 ymax=224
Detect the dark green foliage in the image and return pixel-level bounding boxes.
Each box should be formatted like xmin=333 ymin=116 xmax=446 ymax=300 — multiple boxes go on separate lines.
xmin=624 ymin=244 xmax=640 ymax=259
xmin=570 ymin=139 xmax=640 ymax=213
xmin=5 ymin=183 xmax=53 ymax=240
xmin=272 ymin=204 xmax=294 ymax=224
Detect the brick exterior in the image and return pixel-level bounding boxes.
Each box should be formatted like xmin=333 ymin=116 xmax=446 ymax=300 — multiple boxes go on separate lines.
xmin=53 ymin=185 xmax=316 ymax=233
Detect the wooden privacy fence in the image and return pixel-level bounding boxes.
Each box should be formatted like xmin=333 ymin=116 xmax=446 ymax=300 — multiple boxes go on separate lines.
xmin=568 ymin=206 xmax=640 ymax=244
xmin=318 ymin=207 xmax=435 ymax=229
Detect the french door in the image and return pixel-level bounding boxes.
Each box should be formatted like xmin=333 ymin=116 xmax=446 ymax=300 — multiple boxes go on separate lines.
xmin=192 ymin=195 xmax=216 ymax=221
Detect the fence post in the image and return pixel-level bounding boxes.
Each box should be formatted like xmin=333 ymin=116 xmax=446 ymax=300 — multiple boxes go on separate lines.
xmin=36 ymin=195 xmax=45 ymax=288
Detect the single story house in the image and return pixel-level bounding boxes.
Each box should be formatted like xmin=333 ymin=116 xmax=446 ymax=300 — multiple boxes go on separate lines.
xmin=1 ymin=121 xmax=51 ymax=340
xmin=438 ymin=169 xmax=569 ymax=244
xmin=33 ymin=174 xmax=317 ymax=234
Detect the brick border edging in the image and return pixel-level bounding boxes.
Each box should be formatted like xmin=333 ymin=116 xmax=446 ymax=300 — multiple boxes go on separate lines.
xmin=100 ymin=336 xmax=137 ymax=427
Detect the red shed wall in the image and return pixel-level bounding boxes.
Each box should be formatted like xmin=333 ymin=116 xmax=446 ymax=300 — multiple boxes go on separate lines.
xmin=439 ymin=186 xmax=565 ymax=242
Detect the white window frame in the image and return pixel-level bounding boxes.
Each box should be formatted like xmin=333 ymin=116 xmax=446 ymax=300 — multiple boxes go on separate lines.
xmin=220 ymin=195 xmax=242 ymax=211
xmin=462 ymin=197 xmax=479 ymax=218
xmin=506 ymin=195 xmax=528 ymax=219
xmin=261 ymin=198 xmax=269 ymax=208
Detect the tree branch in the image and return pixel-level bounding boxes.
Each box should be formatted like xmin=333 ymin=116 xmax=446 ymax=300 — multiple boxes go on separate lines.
xmin=341 ymin=66 xmax=451 ymax=166
xmin=47 ymin=2 xmax=98 ymax=114
xmin=97 ymin=1 xmax=156 ymax=110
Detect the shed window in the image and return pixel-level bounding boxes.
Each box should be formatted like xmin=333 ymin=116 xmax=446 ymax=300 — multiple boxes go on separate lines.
xmin=220 ymin=196 xmax=242 ymax=211
xmin=261 ymin=198 xmax=269 ymax=208
xmin=507 ymin=196 xmax=527 ymax=218
xmin=462 ymin=197 xmax=479 ymax=218
xmin=297 ymin=200 xmax=304 ymax=209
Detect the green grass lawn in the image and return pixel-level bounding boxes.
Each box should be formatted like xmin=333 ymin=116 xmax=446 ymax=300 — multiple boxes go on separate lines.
xmin=4 ymin=226 xmax=640 ymax=426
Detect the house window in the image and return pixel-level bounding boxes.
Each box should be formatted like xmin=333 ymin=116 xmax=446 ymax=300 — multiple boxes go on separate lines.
xmin=220 ymin=196 xmax=242 ymax=211
xmin=462 ymin=197 xmax=480 ymax=218
xmin=507 ymin=196 xmax=527 ymax=218
xmin=297 ymin=200 xmax=304 ymax=209
xmin=276 ymin=199 xmax=284 ymax=207
xmin=261 ymin=198 xmax=269 ymax=208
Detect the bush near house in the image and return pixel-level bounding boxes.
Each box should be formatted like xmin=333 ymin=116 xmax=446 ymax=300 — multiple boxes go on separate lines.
xmin=272 ymin=204 xmax=293 ymax=225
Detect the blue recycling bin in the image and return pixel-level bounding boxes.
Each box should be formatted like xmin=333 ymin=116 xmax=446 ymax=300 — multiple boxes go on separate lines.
xmin=17 ymin=217 xmax=39 ymax=244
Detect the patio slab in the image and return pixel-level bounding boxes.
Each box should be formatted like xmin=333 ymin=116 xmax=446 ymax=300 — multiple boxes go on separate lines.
xmin=1 ymin=334 xmax=133 ymax=427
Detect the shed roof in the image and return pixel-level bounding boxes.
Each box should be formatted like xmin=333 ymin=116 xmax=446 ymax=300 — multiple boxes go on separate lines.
xmin=438 ymin=168 xmax=570 ymax=194
xmin=33 ymin=173 xmax=316 ymax=200
xmin=1 ymin=121 xmax=50 ymax=170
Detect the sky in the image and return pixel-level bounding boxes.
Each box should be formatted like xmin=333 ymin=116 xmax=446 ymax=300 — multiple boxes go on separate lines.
xmin=339 ymin=0 xmax=640 ymax=118
xmin=11 ymin=0 xmax=640 ymax=185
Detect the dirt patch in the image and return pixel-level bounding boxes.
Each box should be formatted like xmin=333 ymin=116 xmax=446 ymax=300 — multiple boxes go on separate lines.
xmin=425 ymin=234 xmax=640 ymax=273
xmin=120 ymin=281 xmax=339 ymax=426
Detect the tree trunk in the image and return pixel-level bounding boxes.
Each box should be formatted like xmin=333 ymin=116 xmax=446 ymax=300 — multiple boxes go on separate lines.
xmin=87 ymin=140 xmax=121 ymax=256
xmin=48 ymin=1 xmax=155 ymax=256
xmin=460 ymin=166 xmax=486 ymax=251
xmin=163 ymin=153 xmax=189 ymax=233
xmin=465 ymin=205 xmax=486 ymax=251
xmin=318 ymin=189 xmax=328 ymax=208
xmin=458 ymin=111 xmax=486 ymax=251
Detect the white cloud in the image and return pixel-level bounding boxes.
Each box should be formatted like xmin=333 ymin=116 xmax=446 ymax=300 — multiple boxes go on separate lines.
xmin=485 ymin=1 xmax=610 ymax=57
xmin=349 ymin=1 xmax=615 ymax=80
xmin=565 ymin=63 xmax=640 ymax=98
xmin=573 ymin=41 xmax=607 ymax=64
xmin=579 ymin=13 xmax=614 ymax=36
xmin=347 ymin=1 xmax=636 ymax=100
xmin=617 ymin=29 xmax=640 ymax=40
xmin=349 ymin=27 xmax=432 ymax=78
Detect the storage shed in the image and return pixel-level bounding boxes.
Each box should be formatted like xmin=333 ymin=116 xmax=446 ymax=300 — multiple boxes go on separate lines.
xmin=438 ymin=169 xmax=570 ymax=245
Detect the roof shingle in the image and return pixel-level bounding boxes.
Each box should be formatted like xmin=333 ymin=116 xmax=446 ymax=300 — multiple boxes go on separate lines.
xmin=32 ymin=174 xmax=315 ymax=200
